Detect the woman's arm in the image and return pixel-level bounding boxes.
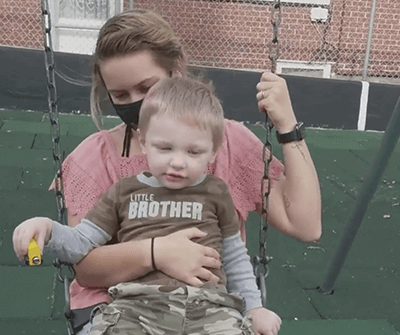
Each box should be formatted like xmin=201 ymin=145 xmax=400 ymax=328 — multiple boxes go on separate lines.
xmin=69 ymin=212 xmax=221 ymax=288
xmin=73 ymin=234 xmax=154 ymax=288
xmin=257 ymin=72 xmax=322 ymax=242
xmin=267 ymin=140 xmax=321 ymax=242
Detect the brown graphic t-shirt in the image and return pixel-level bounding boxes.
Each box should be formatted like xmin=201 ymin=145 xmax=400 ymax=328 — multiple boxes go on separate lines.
xmin=85 ymin=173 xmax=240 ymax=290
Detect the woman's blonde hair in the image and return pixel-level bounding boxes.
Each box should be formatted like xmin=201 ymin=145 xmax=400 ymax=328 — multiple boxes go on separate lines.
xmin=139 ymin=77 xmax=225 ymax=152
xmin=90 ymin=9 xmax=187 ymax=129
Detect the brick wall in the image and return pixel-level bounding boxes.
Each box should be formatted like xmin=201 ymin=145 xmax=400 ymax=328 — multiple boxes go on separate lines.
xmin=329 ymin=0 xmax=400 ymax=77
xmin=1 ymin=0 xmax=399 ymax=79
xmin=134 ymin=0 xmax=400 ymax=78
xmin=0 ymin=0 xmax=42 ymax=49
xmin=369 ymin=0 xmax=400 ymax=77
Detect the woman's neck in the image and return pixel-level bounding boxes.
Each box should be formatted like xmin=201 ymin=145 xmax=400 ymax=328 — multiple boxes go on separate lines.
xmin=108 ymin=123 xmax=143 ymax=157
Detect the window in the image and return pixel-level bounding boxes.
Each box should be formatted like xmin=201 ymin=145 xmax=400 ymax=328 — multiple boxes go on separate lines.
xmin=277 ymin=60 xmax=332 ymax=78
xmin=49 ymin=0 xmax=123 ymax=54
xmin=263 ymin=0 xmax=330 ymax=5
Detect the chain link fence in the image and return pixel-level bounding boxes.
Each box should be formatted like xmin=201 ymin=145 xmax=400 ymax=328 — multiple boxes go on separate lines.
xmin=0 ymin=0 xmax=43 ymax=49
xmin=1 ymin=0 xmax=399 ymax=83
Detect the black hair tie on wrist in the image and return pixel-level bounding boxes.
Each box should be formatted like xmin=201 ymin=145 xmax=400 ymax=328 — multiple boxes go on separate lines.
xmin=151 ymin=237 xmax=157 ymax=271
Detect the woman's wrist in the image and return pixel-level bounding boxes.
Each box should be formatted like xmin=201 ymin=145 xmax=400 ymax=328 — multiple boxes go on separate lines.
xmin=276 ymin=116 xmax=297 ymax=134
xmin=139 ymin=239 xmax=155 ymax=274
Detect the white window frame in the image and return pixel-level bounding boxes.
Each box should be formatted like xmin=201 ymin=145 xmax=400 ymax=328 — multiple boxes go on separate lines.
xmin=262 ymin=0 xmax=330 ymax=5
xmin=276 ymin=60 xmax=332 ymax=78
xmin=49 ymin=0 xmax=123 ymax=54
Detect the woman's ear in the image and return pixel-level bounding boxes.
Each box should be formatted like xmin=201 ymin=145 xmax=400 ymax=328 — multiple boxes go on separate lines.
xmin=171 ymin=69 xmax=183 ymax=78
xmin=209 ymin=151 xmax=218 ymax=165
xmin=137 ymin=128 xmax=147 ymax=155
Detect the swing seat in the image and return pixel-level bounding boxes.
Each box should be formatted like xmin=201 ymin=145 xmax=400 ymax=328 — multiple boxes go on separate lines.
xmin=66 ymin=306 xmax=94 ymax=334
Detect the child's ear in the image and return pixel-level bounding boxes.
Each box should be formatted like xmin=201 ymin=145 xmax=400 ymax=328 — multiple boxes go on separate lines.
xmin=137 ymin=128 xmax=146 ymax=155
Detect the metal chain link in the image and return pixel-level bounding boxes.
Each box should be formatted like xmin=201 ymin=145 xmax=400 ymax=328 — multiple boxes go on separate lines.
xmin=39 ymin=2 xmax=75 ymax=334
xmin=39 ymin=0 xmax=66 ymax=225
xmin=269 ymin=0 xmax=282 ymax=74
xmin=53 ymin=258 xmax=76 ymax=335
xmin=253 ymin=0 xmax=281 ymax=308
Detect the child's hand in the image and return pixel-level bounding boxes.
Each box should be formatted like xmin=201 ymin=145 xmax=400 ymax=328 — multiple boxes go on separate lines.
xmin=246 ymin=307 xmax=282 ymax=335
xmin=12 ymin=217 xmax=53 ymax=261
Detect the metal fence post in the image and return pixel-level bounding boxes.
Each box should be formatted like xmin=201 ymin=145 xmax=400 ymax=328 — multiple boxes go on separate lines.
xmin=318 ymin=95 xmax=400 ymax=293
xmin=362 ymin=0 xmax=378 ymax=80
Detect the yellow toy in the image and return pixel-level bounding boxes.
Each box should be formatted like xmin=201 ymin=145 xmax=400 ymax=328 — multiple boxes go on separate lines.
xmin=26 ymin=239 xmax=42 ymax=266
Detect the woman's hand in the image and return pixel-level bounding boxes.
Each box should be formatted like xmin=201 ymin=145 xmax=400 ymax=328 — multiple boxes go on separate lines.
xmin=12 ymin=217 xmax=53 ymax=261
xmin=74 ymin=225 xmax=221 ymax=288
xmin=154 ymin=228 xmax=221 ymax=287
xmin=256 ymin=72 xmax=297 ymax=134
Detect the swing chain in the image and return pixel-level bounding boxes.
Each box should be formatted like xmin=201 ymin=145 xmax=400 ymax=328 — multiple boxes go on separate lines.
xmin=53 ymin=259 xmax=76 ymax=284
xmin=39 ymin=3 xmax=76 ymax=333
xmin=53 ymin=259 xmax=76 ymax=334
xmin=39 ymin=0 xmax=66 ymax=224
xmin=269 ymin=0 xmax=282 ymax=74
xmin=253 ymin=118 xmax=274 ymax=306
xmin=253 ymin=0 xmax=282 ymax=308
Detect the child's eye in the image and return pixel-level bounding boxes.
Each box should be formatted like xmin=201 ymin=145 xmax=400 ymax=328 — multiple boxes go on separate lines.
xmin=160 ymin=147 xmax=171 ymax=151
xmin=189 ymin=150 xmax=200 ymax=155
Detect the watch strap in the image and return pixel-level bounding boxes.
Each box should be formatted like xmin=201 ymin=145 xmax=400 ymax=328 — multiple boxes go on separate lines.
xmin=276 ymin=122 xmax=305 ymax=144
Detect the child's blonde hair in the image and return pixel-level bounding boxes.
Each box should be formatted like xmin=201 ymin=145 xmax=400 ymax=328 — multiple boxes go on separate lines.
xmin=90 ymin=9 xmax=187 ymax=129
xmin=139 ymin=77 xmax=225 ymax=152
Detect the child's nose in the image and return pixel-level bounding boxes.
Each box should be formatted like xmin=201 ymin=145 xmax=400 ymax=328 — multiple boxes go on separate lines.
xmin=170 ymin=153 xmax=186 ymax=169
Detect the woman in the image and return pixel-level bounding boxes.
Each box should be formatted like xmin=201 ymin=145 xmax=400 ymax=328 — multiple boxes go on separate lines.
xmin=62 ymin=9 xmax=321 ymax=334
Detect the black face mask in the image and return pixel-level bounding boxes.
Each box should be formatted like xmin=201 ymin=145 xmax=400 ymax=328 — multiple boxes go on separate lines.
xmin=111 ymin=98 xmax=144 ymax=157
xmin=112 ymin=99 xmax=144 ymax=129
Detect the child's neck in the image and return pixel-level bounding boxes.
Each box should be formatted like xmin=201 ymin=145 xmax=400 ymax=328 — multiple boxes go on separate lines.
xmin=138 ymin=172 xmax=207 ymax=188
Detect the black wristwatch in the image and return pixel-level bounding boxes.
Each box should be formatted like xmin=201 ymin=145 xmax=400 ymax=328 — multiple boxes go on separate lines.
xmin=276 ymin=122 xmax=306 ymax=144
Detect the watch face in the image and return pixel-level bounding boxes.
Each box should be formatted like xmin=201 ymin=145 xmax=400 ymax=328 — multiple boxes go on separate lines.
xmin=297 ymin=122 xmax=305 ymax=137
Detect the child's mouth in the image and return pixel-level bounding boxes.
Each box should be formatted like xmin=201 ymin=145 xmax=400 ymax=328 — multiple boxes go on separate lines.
xmin=165 ymin=173 xmax=184 ymax=182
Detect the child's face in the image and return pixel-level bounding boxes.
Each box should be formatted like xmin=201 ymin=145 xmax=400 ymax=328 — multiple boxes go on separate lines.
xmin=140 ymin=113 xmax=217 ymax=189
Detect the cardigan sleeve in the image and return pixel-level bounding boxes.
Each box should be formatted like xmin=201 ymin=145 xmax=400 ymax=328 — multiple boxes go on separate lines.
xmin=61 ymin=131 xmax=121 ymax=218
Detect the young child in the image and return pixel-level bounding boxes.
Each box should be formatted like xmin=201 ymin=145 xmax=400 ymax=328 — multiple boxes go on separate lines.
xmin=13 ymin=77 xmax=281 ymax=335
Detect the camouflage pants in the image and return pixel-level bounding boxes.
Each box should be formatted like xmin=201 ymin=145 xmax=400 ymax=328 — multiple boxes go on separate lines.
xmin=89 ymin=283 xmax=254 ymax=335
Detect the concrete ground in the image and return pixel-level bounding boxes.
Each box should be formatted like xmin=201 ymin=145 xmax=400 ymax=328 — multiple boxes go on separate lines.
xmin=0 ymin=109 xmax=399 ymax=334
